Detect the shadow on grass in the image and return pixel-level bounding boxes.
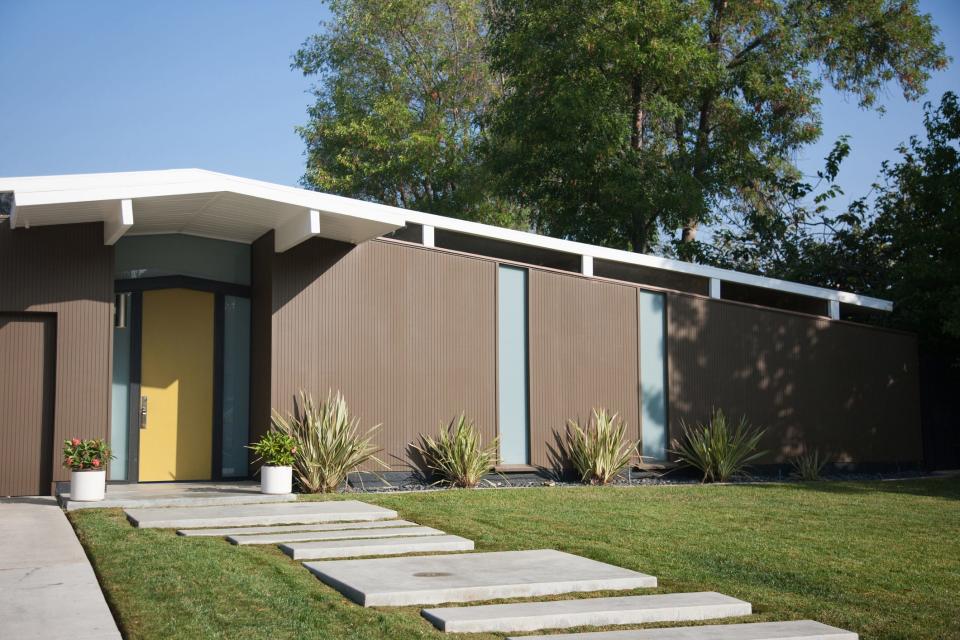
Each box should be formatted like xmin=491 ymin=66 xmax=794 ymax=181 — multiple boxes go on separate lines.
xmin=749 ymin=476 xmax=960 ymax=501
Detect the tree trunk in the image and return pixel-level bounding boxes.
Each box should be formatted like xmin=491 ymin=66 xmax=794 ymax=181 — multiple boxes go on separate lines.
xmin=682 ymin=0 xmax=725 ymax=247
xmin=630 ymin=76 xmax=644 ymax=151
xmin=631 ymin=211 xmax=649 ymax=254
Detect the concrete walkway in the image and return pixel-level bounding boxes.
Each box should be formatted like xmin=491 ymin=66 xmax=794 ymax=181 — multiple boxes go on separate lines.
xmin=0 ymin=497 xmax=121 ymax=639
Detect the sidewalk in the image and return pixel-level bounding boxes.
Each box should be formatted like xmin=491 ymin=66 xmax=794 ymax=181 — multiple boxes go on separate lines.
xmin=0 ymin=497 xmax=121 ymax=639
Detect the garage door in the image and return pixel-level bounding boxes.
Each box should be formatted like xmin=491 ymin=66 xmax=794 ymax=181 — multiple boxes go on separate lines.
xmin=0 ymin=315 xmax=55 ymax=496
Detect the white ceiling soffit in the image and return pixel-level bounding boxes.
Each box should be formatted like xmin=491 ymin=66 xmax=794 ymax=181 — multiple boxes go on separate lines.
xmin=0 ymin=169 xmax=892 ymax=312
xmin=0 ymin=169 xmax=405 ymax=250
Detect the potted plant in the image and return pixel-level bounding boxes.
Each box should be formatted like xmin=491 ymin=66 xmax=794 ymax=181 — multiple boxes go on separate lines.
xmin=248 ymin=431 xmax=297 ymax=494
xmin=63 ymin=438 xmax=113 ymax=501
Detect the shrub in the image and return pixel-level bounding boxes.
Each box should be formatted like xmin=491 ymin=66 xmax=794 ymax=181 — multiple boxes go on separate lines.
xmin=790 ymin=449 xmax=829 ymax=481
xmin=271 ymin=391 xmax=385 ymax=493
xmin=566 ymin=409 xmax=637 ymax=485
xmin=248 ymin=430 xmax=297 ymax=467
xmin=412 ymin=414 xmax=499 ymax=488
xmin=62 ymin=438 xmax=113 ymax=471
xmin=670 ymin=409 xmax=766 ymax=483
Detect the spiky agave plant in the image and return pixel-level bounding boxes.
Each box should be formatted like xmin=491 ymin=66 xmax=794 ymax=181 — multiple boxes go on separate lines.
xmin=271 ymin=390 xmax=385 ymax=493
xmin=790 ymin=449 xmax=830 ymax=481
xmin=566 ymin=409 xmax=637 ymax=485
xmin=670 ymin=408 xmax=766 ymax=483
xmin=412 ymin=414 xmax=498 ymax=488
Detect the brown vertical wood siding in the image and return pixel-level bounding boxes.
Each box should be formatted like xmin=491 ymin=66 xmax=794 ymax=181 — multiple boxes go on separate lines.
xmin=0 ymin=315 xmax=55 ymax=496
xmin=0 ymin=221 xmax=113 ymax=493
xmin=269 ymin=239 xmax=497 ymax=471
xmin=527 ymin=270 xmax=640 ymax=469
xmin=667 ymin=293 xmax=922 ymax=464
xmin=258 ymin=236 xmax=922 ymax=472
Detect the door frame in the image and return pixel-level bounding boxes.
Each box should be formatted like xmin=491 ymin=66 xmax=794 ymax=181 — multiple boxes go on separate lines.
xmin=114 ymin=276 xmax=251 ymax=483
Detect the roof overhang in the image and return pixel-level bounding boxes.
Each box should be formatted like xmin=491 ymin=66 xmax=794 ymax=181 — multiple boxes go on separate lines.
xmin=0 ymin=168 xmax=892 ymax=313
xmin=0 ymin=169 xmax=405 ymax=250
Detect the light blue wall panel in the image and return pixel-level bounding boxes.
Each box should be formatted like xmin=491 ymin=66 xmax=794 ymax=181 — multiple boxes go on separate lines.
xmin=498 ymin=266 xmax=529 ymax=464
xmin=639 ymin=290 xmax=668 ymax=460
xmin=114 ymin=234 xmax=251 ymax=285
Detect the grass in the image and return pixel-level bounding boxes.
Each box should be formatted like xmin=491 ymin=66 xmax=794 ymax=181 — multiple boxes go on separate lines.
xmin=70 ymin=478 xmax=960 ymax=639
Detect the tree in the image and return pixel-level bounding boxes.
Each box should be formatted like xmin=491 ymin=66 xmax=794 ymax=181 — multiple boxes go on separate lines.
xmin=485 ymin=0 xmax=947 ymax=254
xmin=860 ymin=92 xmax=960 ymax=352
xmin=294 ymin=0 xmax=525 ymax=227
xmin=708 ymin=92 xmax=960 ymax=355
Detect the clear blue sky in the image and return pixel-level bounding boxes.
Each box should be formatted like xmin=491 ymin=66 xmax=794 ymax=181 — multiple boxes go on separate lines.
xmin=1 ymin=0 xmax=957 ymax=212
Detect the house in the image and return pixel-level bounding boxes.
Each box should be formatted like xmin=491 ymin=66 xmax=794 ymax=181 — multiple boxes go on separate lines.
xmin=0 ymin=169 xmax=920 ymax=496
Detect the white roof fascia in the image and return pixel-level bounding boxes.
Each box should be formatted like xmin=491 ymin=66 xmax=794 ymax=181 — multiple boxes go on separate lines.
xmin=1 ymin=169 xmax=405 ymax=230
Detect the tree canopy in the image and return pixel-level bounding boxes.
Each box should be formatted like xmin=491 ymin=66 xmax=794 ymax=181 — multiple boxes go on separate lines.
xmin=294 ymin=0 xmax=525 ymax=227
xmin=484 ymin=0 xmax=947 ymax=253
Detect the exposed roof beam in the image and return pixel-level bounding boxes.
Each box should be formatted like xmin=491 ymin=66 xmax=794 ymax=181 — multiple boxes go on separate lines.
xmin=103 ymin=199 xmax=134 ymax=245
xmin=274 ymin=209 xmax=320 ymax=252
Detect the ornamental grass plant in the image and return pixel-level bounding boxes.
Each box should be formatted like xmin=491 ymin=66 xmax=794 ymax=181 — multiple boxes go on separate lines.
xmin=271 ymin=390 xmax=385 ymax=493
xmin=670 ymin=408 xmax=766 ymax=482
xmin=565 ymin=408 xmax=637 ymax=485
xmin=412 ymin=413 xmax=498 ymax=488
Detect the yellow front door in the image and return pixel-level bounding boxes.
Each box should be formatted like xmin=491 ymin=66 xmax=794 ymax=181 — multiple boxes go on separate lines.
xmin=139 ymin=288 xmax=214 ymax=481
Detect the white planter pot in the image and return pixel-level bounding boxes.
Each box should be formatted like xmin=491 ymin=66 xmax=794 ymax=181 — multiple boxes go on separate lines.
xmin=70 ymin=469 xmax=106 ymax=501
xmin=261 ymin=465 xmax=293 ymax=494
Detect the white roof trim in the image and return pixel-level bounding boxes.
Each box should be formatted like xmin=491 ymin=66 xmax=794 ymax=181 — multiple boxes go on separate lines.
xmin=0 ymin=168 xmax=892 ymax=312
xmin=402 ymin=209 xmax=893 ymax=312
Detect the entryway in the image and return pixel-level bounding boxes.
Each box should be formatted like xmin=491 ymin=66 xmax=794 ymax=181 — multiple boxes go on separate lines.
xmin=109 ymin=232 xmax=253 ymax=484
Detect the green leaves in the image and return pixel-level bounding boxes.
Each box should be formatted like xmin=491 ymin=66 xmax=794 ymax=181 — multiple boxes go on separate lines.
xmin=484 ymin=0 xmax=946 ymax=253
xmin=412 ymin=413 xmax=499 ymax=488
xmin=565 ymin=408 xmax=637 ymax=485
xmin=62 ymin=438 xmax=114 ymax=471
xmin=294 ymin=0 xmax=526 ymax=227
xmin=247 ymin=431 xmax=298 ymax=467
xmin=271 ymin=391 xmax=386 ymax=493
xmin=670 ymin=408 xmax=766 ymax=483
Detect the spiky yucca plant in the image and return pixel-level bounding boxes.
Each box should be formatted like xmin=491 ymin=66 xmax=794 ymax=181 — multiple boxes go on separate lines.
xmin=566 ymin=409 xmax=636 ymax=485
xmin=271 ymin=391 xmax=385 ymax=493
xmin=413 ymin=414 xmax=498 ymax=488
xmin=790 ymin=449 xmax=830 ymax=481
xmin=670 ymin=408 xmax=766 ymax=483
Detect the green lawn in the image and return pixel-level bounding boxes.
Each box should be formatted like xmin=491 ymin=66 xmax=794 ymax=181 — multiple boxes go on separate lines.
xmin=70 ymin=478 xmax=960 ymax=640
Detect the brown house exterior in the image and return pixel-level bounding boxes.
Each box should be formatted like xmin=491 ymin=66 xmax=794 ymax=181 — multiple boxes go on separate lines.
xmin=0 ymin=170 xmax=922 ymax=496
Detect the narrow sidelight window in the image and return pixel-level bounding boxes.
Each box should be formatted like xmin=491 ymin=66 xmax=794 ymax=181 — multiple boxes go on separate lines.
xmin=639 ymin=290 xmax=668 ymax=461
xmin=497 ymin=265 xmax=529 ymax=464
xmin=221 ymin=295 xmax=251 ymax=478
xmin=109 ymin=293 xmax=132 ymax=480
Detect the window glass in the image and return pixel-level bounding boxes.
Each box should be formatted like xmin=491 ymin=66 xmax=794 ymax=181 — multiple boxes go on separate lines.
xmin=497 ymin=266 xmax=530 ymax=464
xmin=221 ymin=295 xmax=251 ymax=477
xmin=639 ymin=290 xmax=668 ymax=460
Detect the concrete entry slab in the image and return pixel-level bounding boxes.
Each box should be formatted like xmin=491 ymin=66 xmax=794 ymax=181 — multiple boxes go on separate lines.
xmin=125 ymin=500 xmax=396 ymax=528
xmin=283 ymin=534 xmax=474 ymax=560
xmin=422 ymin=591 xmax=751 ymax=633
xmin=61 ymin=481 xmax=296 ymax=511
xmin=304 ymin=549 xmax=656 ymax=607
xmin=177 ymin=519 xmax=420 ymax=537
xmin=228 ymin=525 xmax=446 ymax=545
xmin=507 ymin=620 xmax=857 ymax=640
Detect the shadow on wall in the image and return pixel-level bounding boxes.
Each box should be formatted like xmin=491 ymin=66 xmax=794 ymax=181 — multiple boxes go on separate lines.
xmin=666 ymin=294 xmax=922 ymax=466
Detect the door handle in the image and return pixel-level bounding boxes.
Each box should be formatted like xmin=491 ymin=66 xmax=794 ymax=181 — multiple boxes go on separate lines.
xmin=139 ymin=395 xmax=148 ymax=429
